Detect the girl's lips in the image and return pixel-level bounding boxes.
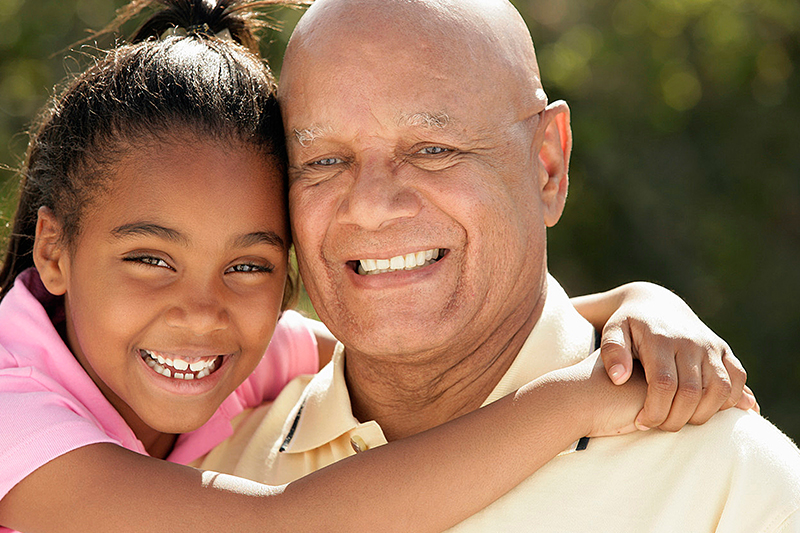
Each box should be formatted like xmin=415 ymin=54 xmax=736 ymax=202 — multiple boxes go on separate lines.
xmin=135 ymin=349 xmax=234 ymax=395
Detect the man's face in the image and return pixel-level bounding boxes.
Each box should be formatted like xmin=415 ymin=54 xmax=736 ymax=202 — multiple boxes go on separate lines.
xmin=283 ymin=28 xmax=563 ymax=358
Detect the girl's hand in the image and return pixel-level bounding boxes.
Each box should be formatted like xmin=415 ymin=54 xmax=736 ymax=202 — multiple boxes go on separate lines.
xmin=593 ymin=283 xmax=756 ymax=432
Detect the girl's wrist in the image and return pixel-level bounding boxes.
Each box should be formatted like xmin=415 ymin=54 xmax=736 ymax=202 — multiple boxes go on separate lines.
xmin=516 ymin=369 xmax=596 ymax=441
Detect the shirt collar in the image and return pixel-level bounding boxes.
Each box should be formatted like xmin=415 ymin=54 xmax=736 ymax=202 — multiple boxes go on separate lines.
xmin=482 ymin=274 xmax=596 ymax=405
xmin=280 ymin=274 xmax=595 ymax=454
xmin=279 ymin=346 xmax=372 ymax=452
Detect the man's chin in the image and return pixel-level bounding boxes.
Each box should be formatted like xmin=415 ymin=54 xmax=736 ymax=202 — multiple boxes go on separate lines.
xmin=334 ymin=316 xmax=460 ymax=359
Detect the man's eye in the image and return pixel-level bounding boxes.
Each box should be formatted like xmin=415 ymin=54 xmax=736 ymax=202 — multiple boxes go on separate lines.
xmin=312 ymin=157 xmax=343 ymax=166
xmin=226 ymin=263 xmax=274 ymax=274
xmin=418 ymin=146 xmax=450 ymax=155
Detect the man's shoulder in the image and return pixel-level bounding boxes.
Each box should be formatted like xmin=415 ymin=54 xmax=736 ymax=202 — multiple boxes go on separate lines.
xmin=585 ymin=409 xmax=800 ymax=531
xmin=677 ymin=408 xmax=800 ymax=469
xmin=591 ymin=408 xmax=800 ymax=480
xmin=451 ymin=409 xmax=800 ymax=532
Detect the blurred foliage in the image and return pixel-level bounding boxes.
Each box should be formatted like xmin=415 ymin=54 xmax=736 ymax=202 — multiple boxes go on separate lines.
xmin=0 ymin=0 xmax=797 ymax=443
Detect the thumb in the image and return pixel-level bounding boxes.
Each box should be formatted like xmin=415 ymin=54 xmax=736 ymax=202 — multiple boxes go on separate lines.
xmin=600 ymin=319 xmax=634 ymax=385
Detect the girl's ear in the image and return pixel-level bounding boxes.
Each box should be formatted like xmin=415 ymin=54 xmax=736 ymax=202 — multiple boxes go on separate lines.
xmin=33 ymin=206 xmax=68 ymax=296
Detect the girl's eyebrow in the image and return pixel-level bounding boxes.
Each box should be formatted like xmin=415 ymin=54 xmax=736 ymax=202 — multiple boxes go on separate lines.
xmin=233 ymin=231 xmax=286 ymax=250
xmin=111 ymin=222 xmax=187 ymax=244
xmin=111 ymin=224 xmax=285 ymax=250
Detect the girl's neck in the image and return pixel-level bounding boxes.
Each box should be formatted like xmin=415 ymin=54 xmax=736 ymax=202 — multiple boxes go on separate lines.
xmin=142 ymin=431 xmax=179 ymax=459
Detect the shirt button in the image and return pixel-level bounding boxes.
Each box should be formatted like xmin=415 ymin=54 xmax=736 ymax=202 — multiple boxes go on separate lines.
xmin=350 ymin=434 xmax=368 ymax=453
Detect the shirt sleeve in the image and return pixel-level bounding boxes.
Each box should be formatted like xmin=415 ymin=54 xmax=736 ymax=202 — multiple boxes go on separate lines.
xmin=232 ymin=310 xmax=320 ymax=409
xmin=0 ymin=368 xmax=120 ymax=500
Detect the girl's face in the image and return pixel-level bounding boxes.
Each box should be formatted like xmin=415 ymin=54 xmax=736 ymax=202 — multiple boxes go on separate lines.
xmin=43 ymin=136 xmax=289 ymax=446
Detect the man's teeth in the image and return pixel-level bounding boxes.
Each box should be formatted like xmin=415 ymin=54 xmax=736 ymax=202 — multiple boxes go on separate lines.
xmin=358 ymin=248 xmax=441 ymax=275
xmin=140 ymin=350 xmax=219 ymax=380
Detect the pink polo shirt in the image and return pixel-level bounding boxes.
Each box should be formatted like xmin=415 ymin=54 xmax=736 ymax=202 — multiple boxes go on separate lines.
xmin=0 ymin=268 xmax=318 ymax=507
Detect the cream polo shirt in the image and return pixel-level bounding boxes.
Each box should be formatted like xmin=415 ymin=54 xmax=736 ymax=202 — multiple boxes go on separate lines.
xmin=199 ymin=276 xmax=800 ymax=532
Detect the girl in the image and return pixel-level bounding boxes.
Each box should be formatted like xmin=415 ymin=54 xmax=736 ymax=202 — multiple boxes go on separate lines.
xmin=0 ymin=1 xmax=752 ymax=531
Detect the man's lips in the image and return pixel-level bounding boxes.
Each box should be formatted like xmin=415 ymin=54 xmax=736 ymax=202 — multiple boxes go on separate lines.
xmin=351 ymin=247 xmax=446 ymax=275
xmin=139 ymin=349 xmax=224 ymax=380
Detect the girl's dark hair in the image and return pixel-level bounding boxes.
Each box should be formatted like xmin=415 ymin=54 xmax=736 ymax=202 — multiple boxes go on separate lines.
xmin=0 ymin=0 xmax=300 ymax=309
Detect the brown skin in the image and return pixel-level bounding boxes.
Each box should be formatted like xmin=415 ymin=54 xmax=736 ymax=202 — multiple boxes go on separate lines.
xmin=0 ymin=344 xmax=650 ymax=532
xmin=280 ymin=0 xmax=752 ymax=439
xmin=34 ymin=136 xmax=290 ymax=456
xmin=282 ymin=0 xmax=570 ymax=441
xmin=1 ymin=125 xmax=656 ymax=533
xmin=0 ymin=1 xmax=753 ymax=529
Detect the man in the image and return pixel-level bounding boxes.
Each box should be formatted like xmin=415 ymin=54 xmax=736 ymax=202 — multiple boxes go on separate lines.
xmin=202 ymin=0 xmax=800 ymax=529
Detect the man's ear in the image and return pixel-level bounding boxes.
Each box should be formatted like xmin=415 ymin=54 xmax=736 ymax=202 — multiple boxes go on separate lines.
xmin=32 ymin=206 xmax=68 ymax=296
xmin=536 ymin=100 xmax=572 ymax=227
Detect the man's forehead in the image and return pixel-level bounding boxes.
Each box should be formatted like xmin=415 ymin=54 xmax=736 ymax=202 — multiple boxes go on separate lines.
xmin=289 ymin=111 xmax=454 ymax=146
xmin=281 ymin=0 xmax=546 ymax=112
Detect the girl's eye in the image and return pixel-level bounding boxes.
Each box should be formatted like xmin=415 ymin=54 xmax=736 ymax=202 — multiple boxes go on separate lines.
xmin=123 ymin=255 xmax=171 ymax=269
xmin=418 ymin=146 xmax=450 ymax=155
xmin=226 ymin=263 xmax=275 ymax=274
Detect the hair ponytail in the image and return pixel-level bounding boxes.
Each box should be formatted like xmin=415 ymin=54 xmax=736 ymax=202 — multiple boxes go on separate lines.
xmin=0 ymin=0 xmax=303 ymax=309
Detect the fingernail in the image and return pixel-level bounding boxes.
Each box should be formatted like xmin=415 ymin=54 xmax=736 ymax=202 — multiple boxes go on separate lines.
xmin=609 ymin=364 xmax=625 ymax=384
xmin=635 ymin=415 xmax=651 ymax=431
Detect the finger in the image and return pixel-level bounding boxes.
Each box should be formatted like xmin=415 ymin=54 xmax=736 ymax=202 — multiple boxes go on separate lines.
xmin=720 ymin=346 xmax=747 ymax=410
xmin=636 ymin=347 xmax=679 ymax=430
xmin=734 ymin=385 xmax=757 ymax=412
xmin=658 ymin=351 xmax=703 ymax=432
xmin=600 ymin=320 xmax=634 ymax=385
xmin=688 ymin=355 xmax=731 ymax=425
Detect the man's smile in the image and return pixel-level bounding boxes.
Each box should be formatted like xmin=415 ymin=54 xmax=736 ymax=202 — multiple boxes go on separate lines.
xmin=353 ymin=248 xmax=446 ymax=275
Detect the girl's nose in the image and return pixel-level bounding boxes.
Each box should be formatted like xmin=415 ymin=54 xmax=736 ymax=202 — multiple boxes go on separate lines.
xmin=164 ymin=283 xmax=230 ymax=335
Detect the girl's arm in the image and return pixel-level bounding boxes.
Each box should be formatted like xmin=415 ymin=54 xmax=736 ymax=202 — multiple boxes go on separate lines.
xmin=0 ymin=353 xmax=642 ymax=533
xmin=571 ymin=281 xmax=755 ymax=431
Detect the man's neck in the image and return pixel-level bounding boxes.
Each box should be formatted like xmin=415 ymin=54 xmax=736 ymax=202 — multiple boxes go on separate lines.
xmin=344 ymin=287 xmax=547 ymax=441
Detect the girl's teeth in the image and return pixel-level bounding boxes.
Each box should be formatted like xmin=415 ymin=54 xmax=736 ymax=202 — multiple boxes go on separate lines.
xmin=141 ymin=350 xmax=220 ymax=380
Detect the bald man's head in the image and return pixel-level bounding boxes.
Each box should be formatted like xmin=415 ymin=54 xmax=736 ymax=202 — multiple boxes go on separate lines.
xmin=276 ymin=0 xmax=573 ymax=360
xmin=279 ymin=0 xmax=548 ymax=118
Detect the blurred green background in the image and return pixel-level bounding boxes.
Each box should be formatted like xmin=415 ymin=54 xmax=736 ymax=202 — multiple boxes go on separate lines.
xmin=0 ymin=0 xmax=797 ymax=443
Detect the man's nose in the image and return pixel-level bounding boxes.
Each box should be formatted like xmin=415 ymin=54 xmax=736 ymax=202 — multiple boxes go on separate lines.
xmin=164 ymin=280 xmax=230 ymax=335
xmin=335 ymin=157 xmax=422 ymax=230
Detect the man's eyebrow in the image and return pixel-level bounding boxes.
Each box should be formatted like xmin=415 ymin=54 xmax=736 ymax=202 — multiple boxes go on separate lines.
xmin=233 ymin=231 xmax=286 ymax=250
xmin=400 ymin=112 xmax=451 ymax=129
xmin=110 ymin=223 xmax=188 ymax=244
xmin=292 ymin=125 xmax=330 ymax=147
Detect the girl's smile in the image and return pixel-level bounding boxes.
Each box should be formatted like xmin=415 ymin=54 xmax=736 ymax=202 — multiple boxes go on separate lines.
xmin=35 ymin=133 xmax=290 ymax=452
xmin=139 ymin=349 xmax=222 ymax=381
